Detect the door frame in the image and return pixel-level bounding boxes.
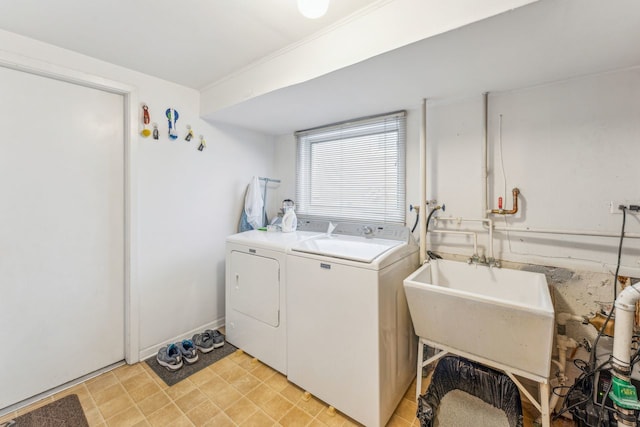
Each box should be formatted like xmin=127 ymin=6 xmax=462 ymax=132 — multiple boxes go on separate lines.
xmin=0 ymin=50 xmax=140 ymax=364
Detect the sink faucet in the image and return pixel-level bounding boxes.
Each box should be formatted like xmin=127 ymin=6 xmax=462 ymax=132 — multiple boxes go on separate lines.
xmin=468 ymin=254 xmax=484 ymax=265
xmin=327 ymin=221 xmax=337 ymax=237
xmin=468 ymin=254 xmax=501 ymax=268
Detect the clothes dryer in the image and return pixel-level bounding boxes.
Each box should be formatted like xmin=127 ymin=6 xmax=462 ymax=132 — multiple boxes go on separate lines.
xmin=225 ymin=222 xmax=325 ymax=374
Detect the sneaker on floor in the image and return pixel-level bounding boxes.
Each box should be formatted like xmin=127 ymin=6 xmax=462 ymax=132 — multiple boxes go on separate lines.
xmin=176 ymin=339 xmax=199 ymax=364
xmin=157 ymin=343 xmax=183 ymax=371
xmin=192 ymin=330 xmax=214 ymax=353
xmin=205 ymin=329 xmax=225 ymax=348
xmin=192 ymin=329 xmax=225 ymax=352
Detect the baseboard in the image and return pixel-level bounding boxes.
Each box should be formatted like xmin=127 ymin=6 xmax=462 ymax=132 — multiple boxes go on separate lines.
xmin=138 ymin=317 xmax=225 ymax=361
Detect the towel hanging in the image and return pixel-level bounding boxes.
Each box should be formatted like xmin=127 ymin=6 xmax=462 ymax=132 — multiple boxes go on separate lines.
xmin=244 ymin=176 xmax=264 ymax=230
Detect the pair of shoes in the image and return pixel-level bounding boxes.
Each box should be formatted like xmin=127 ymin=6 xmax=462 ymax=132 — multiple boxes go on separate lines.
xmin=192 ymin=329 xmax=225 ymax=353
xmin=177 ymin=339 xmax=199 ymax=364
xmin=156 ymin=339 xmax=199 ymax=371
xmin=157 ymin=343 xmax=182 ymax=371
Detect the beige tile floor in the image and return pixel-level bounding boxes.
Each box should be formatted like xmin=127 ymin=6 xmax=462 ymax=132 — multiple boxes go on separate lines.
xmin=0 ymin=348 xmax=426 ymax=427
xmin=0 ymin=349 xmax=575 ymax=427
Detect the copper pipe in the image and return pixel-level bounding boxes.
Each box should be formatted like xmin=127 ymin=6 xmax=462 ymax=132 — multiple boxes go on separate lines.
xmin=490 ymin=187 xmax=520 ymax=215
xmin=589 ymin=311 xmax=616 ymax=337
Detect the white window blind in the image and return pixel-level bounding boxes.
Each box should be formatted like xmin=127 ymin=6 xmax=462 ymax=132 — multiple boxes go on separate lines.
xmin=295 ymin=111 xmax=406 ymax=224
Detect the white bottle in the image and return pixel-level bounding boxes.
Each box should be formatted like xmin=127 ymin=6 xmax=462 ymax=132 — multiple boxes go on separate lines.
xmin=281 ymin=206 xmax=297 ymax=233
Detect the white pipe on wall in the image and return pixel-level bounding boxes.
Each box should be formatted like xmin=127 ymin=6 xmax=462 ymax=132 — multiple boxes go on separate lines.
xmin=433 ymin=217 xmax=494 ymax=260
xmin=430 ymin=230 xmax=478 ymax=255
xmin=557 ymin=313 xmax=586 ymax=325
xmin=482 ymin=92 xmax=489 ymax=219
xmin=419 ymin=98 xmax=428 ymax=264
xmin=493 ymin=225 xmax=640 ymax=240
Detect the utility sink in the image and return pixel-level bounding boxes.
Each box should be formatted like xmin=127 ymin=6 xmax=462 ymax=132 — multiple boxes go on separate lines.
xmin=404 ymin=259 xmax=554 ymax=379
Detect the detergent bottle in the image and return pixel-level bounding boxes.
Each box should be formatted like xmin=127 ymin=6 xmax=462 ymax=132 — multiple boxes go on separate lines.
xmin=281 ymin=200 xmax=297 ymax=233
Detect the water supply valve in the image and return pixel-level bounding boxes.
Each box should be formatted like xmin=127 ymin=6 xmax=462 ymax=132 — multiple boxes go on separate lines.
xmin=489 ymin=188 xmax=520 ymax=215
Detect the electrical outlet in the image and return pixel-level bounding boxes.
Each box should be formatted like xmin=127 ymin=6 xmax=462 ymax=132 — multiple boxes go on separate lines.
xmin=609 ymin=200 xmax=640 ymax=214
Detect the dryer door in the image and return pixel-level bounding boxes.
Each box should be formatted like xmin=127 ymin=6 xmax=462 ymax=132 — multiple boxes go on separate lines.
xmin=229 ymin=251 xmax=280 ymax=327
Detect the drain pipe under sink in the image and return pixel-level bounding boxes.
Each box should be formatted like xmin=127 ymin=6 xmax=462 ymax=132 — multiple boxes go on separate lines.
xmin=609 ymin=284 xmax=640 ymax=424
xmin=550 ymin=334 xmax=577 ymax=413
xmin=550 ymin=313 xmax=583 ymax=413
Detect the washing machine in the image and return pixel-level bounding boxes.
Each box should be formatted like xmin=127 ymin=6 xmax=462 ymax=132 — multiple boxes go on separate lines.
xmin=286 ymin=223 xmax=419 ymax=427
xmin=225 ymin=220 xmax=326 ymax=374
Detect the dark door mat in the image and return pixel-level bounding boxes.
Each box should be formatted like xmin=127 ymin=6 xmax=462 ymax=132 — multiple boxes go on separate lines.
xmin=8 ymin=394 xmax=88 ymax=427
xmin=146 ymin=342 xmax=238 ymax=387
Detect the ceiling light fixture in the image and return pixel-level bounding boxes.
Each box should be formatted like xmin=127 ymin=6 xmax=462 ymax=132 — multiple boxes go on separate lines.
xmin=297 ymin=0 xmax=330 ymax=19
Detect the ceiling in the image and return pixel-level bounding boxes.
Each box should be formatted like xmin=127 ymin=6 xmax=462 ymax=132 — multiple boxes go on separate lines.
xmin=1 ymin=0 xmax=639 ymax=136
xmin=204 ymin=0 xmax=640 ymax=135
xmin=0 ymin=0 xmax=379 ymax=89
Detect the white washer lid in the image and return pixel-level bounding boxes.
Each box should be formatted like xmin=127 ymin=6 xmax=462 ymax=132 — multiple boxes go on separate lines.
xmin=290 ymin=234 xmax=403 ymax=263
xmin=226 ymin=230 xmax=322 ymax=251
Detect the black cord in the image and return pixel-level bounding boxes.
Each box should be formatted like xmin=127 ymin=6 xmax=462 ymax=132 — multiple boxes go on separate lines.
xmin=614 ymin=206 xmax=627 ymax=298
xmin=631 ymin=344 xmax=640 ymax=366
xmin=554 ymin=396 xmax=592 ymax=420
xmin=589 ymin=206 xmax=627 ymax=371
xmin=589 ymin=308 xmax=615 ymax=371
xmin=425 ymin=206 xmax=440 ymax=236
xmin=574 ymin=358 xmax=589 ymax=370
xmin=574 ymin=358 xmax=589 ymax=372
xmin=560 ymin=207 xmax=629 ymax=423
xmin=552 ymin=384 xmax=572 ymax=398
xmin=597 ymin=376 xmax=614 ymax=426
xmin=555 ymin=356 xmax=614 ymax=419
xmin=411 ymin=211 xmax=419 ymax=233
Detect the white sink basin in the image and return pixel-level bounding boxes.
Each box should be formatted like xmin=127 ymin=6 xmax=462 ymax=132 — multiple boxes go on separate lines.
xmin=404 ymin=259 xmax=554 ymax=379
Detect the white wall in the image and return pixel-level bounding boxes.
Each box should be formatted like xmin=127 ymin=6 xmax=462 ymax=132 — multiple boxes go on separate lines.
xmin=274 ymin=134 xmax=298 ymax=205
xmin=421 ymin=67 xmax=640 ymax=276
xmin=136 ymin=122 xmax=275 ymax=354
xmin=0 ymin=29 xmax=277 ymax=359
xmin=7 ymin=23 xmax=636 ymax=363
xmin=415 ymin=68 xmax=640 ymax=346
xmin=274 ymin=67 xmax=640 ymax=345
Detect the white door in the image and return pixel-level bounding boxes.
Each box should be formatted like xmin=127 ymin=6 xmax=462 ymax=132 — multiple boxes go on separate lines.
xmin=0 ymin=66 xmax=125 ymax=409
xmin=226 ymin=249 xmax=286 ymax=372
xmin=229 ymin=251 xmax=280 ymax=327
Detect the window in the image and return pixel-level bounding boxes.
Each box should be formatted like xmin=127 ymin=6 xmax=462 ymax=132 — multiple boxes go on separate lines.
xmin=295 ymin=111 xmax=406 ymax=224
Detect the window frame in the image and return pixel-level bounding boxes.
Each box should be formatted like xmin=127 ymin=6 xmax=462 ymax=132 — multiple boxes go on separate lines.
xmin=295 ymin=111 xmax=406 ymax=224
